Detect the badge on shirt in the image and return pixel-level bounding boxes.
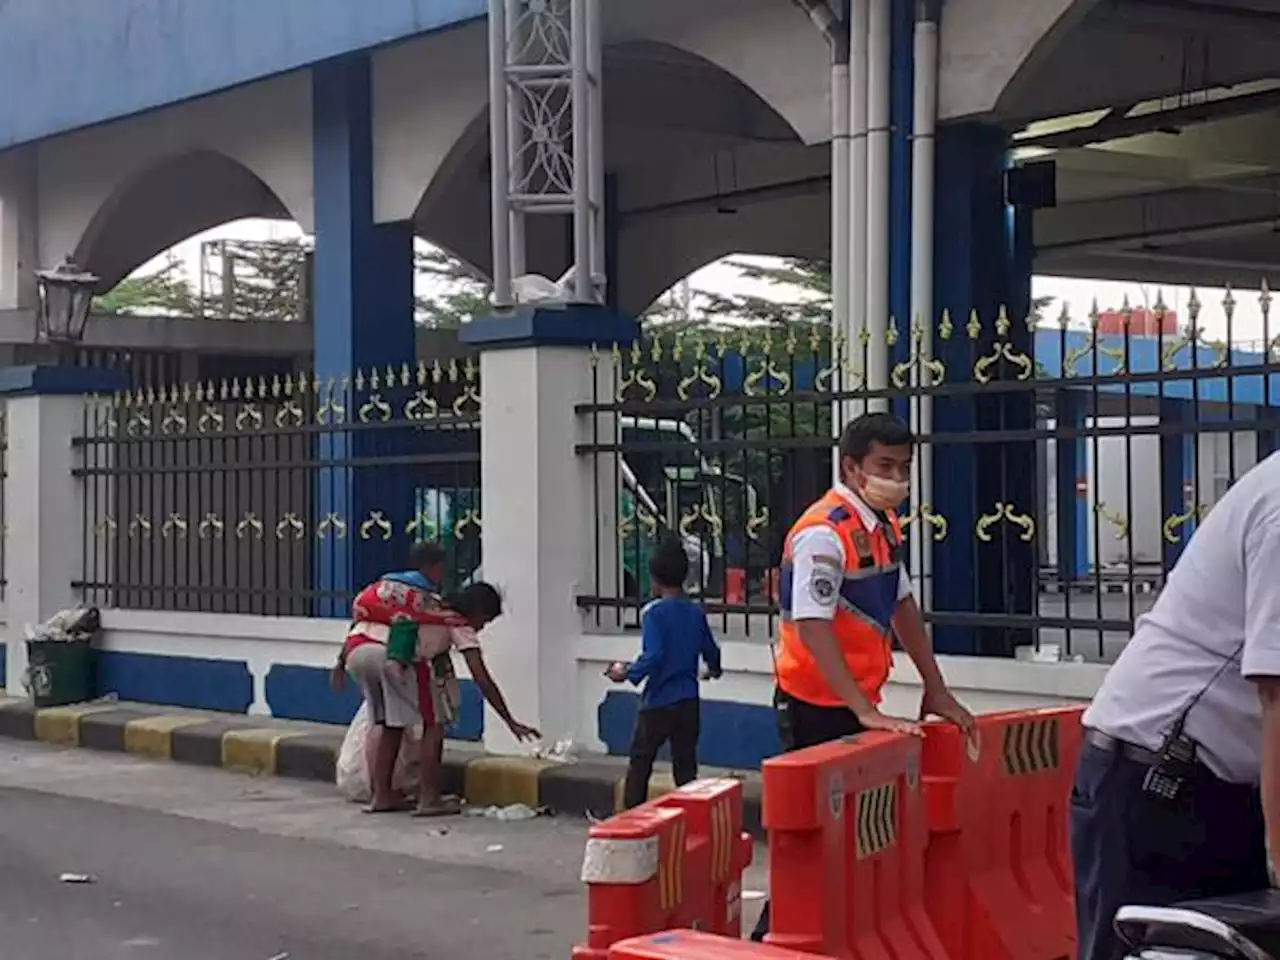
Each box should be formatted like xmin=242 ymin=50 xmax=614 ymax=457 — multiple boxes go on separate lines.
xmin=851 ymin=530 xmax=874 ymax=563
xmin=810 ymin=570 xmax=839 ymax=606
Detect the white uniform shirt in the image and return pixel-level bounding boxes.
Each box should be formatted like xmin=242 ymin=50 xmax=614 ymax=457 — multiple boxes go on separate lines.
xmin=788 ymin=482 xmax=913 ymax=622
xmin=1084 ymin=449 xmax=1280 ymax=783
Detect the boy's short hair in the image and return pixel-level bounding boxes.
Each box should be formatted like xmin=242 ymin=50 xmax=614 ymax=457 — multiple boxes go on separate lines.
xmin=649 ymin=536 xmax=690 ymax=590
xmin=410 ymin=541 xmax=447 ymax=571
xmin=444 ymin=582 xmax=504 ymax=622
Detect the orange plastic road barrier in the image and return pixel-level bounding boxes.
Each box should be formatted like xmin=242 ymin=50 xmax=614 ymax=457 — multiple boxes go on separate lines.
xmin=654 ymin=779 xmax=755 ymax=937
xmin=575 ymin=779 xmax=753 ymax=960
xmin=921 ymin=707 xmax=1085 ymax=960
xmin=762 ymin=732 xmax=949 ymax=960
xmin=610 ymin=929 xmax=836 ymax=960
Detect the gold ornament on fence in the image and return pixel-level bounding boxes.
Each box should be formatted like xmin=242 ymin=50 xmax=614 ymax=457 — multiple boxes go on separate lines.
xmin=406 ymin=511 xmax=439 ymax=541
xmin=452 ymin=358 xmax=481 ymax=416
xmin=618 ymin=509 xmax=659 ymax=540
xmin=198 ymin=513 xmax=225 ymax=539
xmin=743 ymin=330 xmax=793 ymax=398
xmin=678 ymin=502 xmax=723 ymax=540
xmin=317 ymin=511 xmax=348 ymax=540
xmin=973 ymin=306 xmax=1034 ymax=385
xmin=615 ymin=341 xmax=658 ymax=403
xmin=814 ymin=327 xmax=843 ymax=392
xmin=745 ymin=505 xmax=770 ymax=543
xmin=236 ymin=512 xmax=265 ymax=540
xmin=94 ymin=517 xmax=118 ymax=539
xmin=454 ymin=508 xmax=482 ymax=540
xmin=316 ymin=377 xmax=348 ymax=425
xmin=128 ymin=513 xmax=153 ymax=539
xmin=677 ymin=337 xmax=723 ymax=401
xmin=1162 ymin=502 xmax=1207 ymax=545
xmin=975 ymin=502 xmax=1036 ymax=543
xmin=1094 ymin=502 xmax=1129 ymax=541
xmin=276 ymin=512 xmax=306 ymax=541
xmin=160 ymin=512 xmax=189 ymax=540
xmin=360 ymin=511 xmax=393 ymax=541
xmin=901 ymin=504 xmax=948 ymax=542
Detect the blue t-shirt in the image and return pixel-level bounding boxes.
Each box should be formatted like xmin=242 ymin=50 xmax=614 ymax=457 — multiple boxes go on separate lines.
xmin=626 ymin=596 xmax=723 ymax=709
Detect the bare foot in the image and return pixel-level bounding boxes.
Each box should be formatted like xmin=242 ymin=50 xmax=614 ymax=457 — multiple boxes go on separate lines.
xmin=363 ymin=797 xmax=415 ymax=814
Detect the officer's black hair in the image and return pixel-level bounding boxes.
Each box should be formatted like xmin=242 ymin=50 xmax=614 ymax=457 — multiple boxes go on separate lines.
xmin=648 ymin=536 xmax=690 ymax=591
xmin=838 ymin=412 xmax=914 ymax=463
xmin=410 ymin=540 xmax=447 ymax=572
xmin=442 ymin=582 xmax=504 ymax=625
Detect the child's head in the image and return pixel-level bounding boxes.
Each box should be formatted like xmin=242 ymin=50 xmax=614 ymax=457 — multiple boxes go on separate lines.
xmin=410 ymin=541 xmax=448 ymax=587
xmin=443 ymin=581 xmax=504 ymax=630
xmin=649 ymin=537 xmax=689 ymax=595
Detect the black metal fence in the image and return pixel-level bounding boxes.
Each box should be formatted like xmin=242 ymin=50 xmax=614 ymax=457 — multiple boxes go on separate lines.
xmin=575 ymin=291 xmax=1280 ymax=662
xmin=72 ymin=359 xmax=482 ymax=616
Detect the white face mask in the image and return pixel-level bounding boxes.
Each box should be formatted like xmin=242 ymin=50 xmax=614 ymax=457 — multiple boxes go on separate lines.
xmin=860 ymin=473 xmax=909 ymax=512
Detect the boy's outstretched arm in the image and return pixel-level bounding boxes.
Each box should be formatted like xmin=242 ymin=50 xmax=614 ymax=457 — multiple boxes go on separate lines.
xmin=460 ymin=648 xmax=540 ymax=741
xmin=626 ymin=612 xmax=664 ymax=684
xmin=699 ymin=616 xmax=723 ymax=678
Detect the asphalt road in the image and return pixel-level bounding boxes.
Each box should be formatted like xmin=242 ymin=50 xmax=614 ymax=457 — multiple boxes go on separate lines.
xmin=0 ymin=740 xmax=769 ymax=960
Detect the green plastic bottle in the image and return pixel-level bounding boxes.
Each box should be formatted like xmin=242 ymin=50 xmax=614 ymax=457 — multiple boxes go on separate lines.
xmin=386 ymin=619 xmax=418 ymax=664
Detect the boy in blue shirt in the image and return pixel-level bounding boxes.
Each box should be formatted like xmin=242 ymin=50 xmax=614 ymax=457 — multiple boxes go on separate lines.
xmin=607 ymin=538 xmax=723 ymax=808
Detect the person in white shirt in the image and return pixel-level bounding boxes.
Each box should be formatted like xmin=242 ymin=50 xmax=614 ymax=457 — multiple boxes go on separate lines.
xmin=1073 ymin=449 xmax=1280 ymax=960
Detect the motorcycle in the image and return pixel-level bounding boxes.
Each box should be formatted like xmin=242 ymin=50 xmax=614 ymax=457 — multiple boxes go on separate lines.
xmin=1117 ymin=893 xmax=1280 ymax=960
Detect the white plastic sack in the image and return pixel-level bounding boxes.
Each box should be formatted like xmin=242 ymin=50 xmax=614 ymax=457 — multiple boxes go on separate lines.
xmin=336 ymin=702 xmax=423 ymax=803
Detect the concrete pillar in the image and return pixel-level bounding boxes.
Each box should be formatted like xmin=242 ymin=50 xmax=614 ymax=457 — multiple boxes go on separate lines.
xmin=311 ymin=55 xmax=417 ymax=609
xmin=2 ymin=365 xmax=125 ymax=696
xmin=930 ymin=122 xmax=1036 ymax=656
xmin=0 ymin=147 xmax=39 ymax=311
xmin=461 ymin=306 xmax=637 ymax=754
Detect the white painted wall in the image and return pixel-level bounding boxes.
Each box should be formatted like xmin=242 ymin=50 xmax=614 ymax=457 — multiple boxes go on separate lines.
xmin=88 ymin=609 xmax=1102 ymax=752
xmin=36 ymin=70 xmax=313 ymax=275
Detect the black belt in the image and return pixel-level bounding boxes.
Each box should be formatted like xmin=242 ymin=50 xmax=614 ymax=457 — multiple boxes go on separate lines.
xmin=1085 ymin=728 xmax=1161 ymax=766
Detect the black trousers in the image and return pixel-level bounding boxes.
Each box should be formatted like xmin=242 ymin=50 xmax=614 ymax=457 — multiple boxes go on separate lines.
xmin=1072 ymin=739 xmax=1268 ymax=960
xmin=622 ymin=698 xmax=701 ymax=809
xmin=750 ymin=688 xmax=866 ymax=942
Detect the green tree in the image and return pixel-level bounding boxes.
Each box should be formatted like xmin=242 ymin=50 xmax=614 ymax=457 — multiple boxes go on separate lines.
xmin=414 ymin=246 xmax=491 ymax=329
xmin=698 ymin=257 xmax=831 ymax=326
xmin=92 ymin=255 xmax=198 ymax=316
xmin=207 ymin=237 xmax=311 ymax=323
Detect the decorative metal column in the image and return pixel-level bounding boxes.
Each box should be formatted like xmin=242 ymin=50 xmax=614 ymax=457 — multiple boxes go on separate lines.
xmin=488 ymin=0 xmax=604 ymax=307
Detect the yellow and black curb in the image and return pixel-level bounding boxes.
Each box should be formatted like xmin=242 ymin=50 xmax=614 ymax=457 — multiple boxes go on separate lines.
xmin=0 ymin=698 xmax=764 ymax=836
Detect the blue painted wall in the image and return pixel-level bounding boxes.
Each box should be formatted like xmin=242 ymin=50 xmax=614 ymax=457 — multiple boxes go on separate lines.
xmin=599 ymin=691 xmax=780 ymax=771
xmin=0 ymin=0 xmax=484 ymax=149
xmin=93 ymin=652 xmax=484 ymax=741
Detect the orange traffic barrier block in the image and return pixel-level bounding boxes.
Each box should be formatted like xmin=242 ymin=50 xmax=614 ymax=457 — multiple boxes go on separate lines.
xmin=653 ymin=778 xmax=754 ymax=937
xmin=762 ymin=732 xmax=949 ymax=960
xmin=921 ymin=707 xmax=1085 ymax=960
xmin=610 ymin=930 xmax=836 ymax=960
xmin=575 ymin=779 xmax=754 ymax=960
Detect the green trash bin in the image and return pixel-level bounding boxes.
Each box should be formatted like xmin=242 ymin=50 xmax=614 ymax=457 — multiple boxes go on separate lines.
xmin=26 ymin=638 xmax=96 ymax=708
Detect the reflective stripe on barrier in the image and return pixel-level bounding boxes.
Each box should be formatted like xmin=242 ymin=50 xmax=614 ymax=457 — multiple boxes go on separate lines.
xmin=610 ymin=930 xmax=837 ymax=960
xmin=575 ymin=779 xmax=753 ymax=960
xmin=574 ymin=805 xmax=687 ymax=960
xmin=762 ymin=732 xmax=950 ymax=960
xmin=921 ymin=707 xmax=1085 ymax=960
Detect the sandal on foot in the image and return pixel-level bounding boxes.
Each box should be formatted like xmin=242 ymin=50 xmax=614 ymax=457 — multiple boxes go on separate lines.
xmin=412 ymin=800 xmax=462 ymax=818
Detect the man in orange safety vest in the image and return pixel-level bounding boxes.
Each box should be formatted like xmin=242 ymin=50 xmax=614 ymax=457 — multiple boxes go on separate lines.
xmin=751 ymin=411 xmax=976 ymax=942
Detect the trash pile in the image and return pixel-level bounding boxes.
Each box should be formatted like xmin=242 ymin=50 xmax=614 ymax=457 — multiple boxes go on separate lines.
xmin=26 ymin=606 xmax=101 ymax=643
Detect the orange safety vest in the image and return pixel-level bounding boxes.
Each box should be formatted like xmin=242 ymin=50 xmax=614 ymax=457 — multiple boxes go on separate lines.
xmin=774 ymin=489 xmax=903 ymax=708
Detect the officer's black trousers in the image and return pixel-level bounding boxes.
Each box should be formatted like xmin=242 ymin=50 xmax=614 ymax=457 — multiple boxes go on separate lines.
xmin=1072 ymin=739 xmax=1268 ymax=960
xmin=749 ymin=689 xmax=866 ymax=943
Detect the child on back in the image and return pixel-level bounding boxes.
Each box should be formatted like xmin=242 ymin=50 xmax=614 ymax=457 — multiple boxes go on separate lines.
xmin=607 ymin=537 xmax=722 ymax=808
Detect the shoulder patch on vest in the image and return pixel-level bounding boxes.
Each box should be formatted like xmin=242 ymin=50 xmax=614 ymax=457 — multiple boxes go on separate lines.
xmin=809 ymin=569 xmax=839 ymax=606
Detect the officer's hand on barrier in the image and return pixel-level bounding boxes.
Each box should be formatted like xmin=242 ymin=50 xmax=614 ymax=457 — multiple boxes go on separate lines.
xmin=857 ymin=709 xmax=924 ymax=737
xmin=919 ymin=686 xmax=977 ymax=737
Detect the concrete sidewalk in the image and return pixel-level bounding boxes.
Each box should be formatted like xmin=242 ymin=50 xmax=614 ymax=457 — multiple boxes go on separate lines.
xmin=0 ymin=696 xmax=763 ymax=835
